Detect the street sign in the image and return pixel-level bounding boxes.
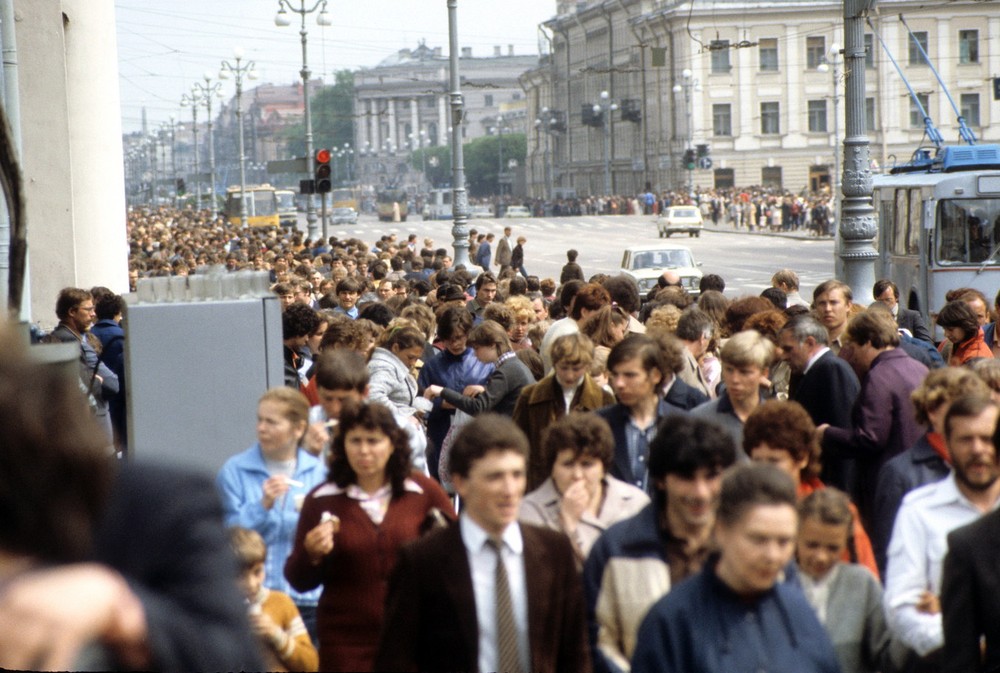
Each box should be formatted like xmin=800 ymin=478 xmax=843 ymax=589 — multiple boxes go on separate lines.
xmin=267 ymin=157 xmax=309 ymax=174
xmin=698 ymin=157 xmax=713 ymax=170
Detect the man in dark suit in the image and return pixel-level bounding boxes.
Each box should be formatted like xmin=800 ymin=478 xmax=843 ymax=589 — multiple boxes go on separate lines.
xmin=874 ymin=278 xmax=933 ymax=343
xmin=375 ymin=414 xmax=590 ymax=673
xmin=597 ymin=335 xmax=685 ymax=492
xmin=942 ymin=501 xmax=1000 ymax=672
xmin=779 ymin=315 xmax=860 ymax=492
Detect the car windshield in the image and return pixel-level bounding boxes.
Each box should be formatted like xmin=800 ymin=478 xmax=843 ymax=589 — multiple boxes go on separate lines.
xmin=332 ymin=208 xmax=352 ymax=215
xmin=630 ymin=250 xmax=692 ymax=269
xmin=671 ymin=209 xmax=698 ymax=218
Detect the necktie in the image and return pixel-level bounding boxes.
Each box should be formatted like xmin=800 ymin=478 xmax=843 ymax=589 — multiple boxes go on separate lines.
xmin=488 ymin=536 xmax=523 ymax=673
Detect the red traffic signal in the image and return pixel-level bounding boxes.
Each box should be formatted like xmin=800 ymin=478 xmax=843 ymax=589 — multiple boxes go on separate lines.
xmin=314 ymin=148 xmax=332 ymax=193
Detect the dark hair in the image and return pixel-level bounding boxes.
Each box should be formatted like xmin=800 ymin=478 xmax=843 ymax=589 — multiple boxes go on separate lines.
xmin=358 ymin=302 xmax=396 ymax=327
xmin=699 ymin=273 xmax=726 ymax=293
xmin=607 ymin=334 xmax=667 ymax=380
xmin=437 ymin=305 xmax=474 ymax=341
xmin=329 ymin=400 xmax=412 ymax=496
xmin=558 ymin=279 xmax=585 ymax=312
xmin=448 ymin=414 xmax=529 ymax=478
xmin=55 ymin=287 xmax=91 ymax=321
xmin=95 ymin=293 xmax=125 ymax=320
xmin=515 ymin=348 xmax=544 ymax=381
xmin=716 ymin=463 xmax=798 ymax=527
xmin=675 ymin=306 xmax=716 ymax=342
xmin=315 ymin=350 xmax=369 ymax=392
xmin=846 ymin=309 xmax=899 ymax=349
xmin=282 ymin=303 xmax=320 ymax=340
xmin=724 ymin=296 xmax=774 ymax=335
xmin=508 ymin=276 xmax=528 ymax=297
xmin=936 ymin=300 xmax=981 ymax=341
xmin=336 ymin=277 xmax=362 ymax=294
xmin=873 ymin=279 xmax=899 ymax=301
xmin=602 ymin=275 xmax=642 ymax=314
xmin=797 ymin=488 xmax=857 ymax=563
xmin=570 ymin=283 xmax=611 ymax=320
xmin=566 ymin=249 xmax=579 ymax=262
xmin=319 ymin=319 xmax=365 ymax=351
xmin=649 ymin=415 xmax=737 ymax=481
xmin=0 ymin=327 xmax=112 ymax=562
xmin=760 ymin=287 xmax=787 ymax=310
xmin=475 ymin=271 xmax=498 ymax=291
xmin=542 ymin=412 xmax=615 ymax=473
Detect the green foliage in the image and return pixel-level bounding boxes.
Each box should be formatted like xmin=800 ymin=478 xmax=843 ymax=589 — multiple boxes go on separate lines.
xmin=281 ymin=70 xmax=355 ymax=164
xmin=409 ymin=146 xmax=452 ymax=188
xmin=463 ymin=133 xmax=526 ymax=198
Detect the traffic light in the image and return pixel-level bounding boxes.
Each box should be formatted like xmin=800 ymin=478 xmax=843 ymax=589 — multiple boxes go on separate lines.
xmin=176 ymin=178 xmax=186 ymax=195
xmin=314 ymin=148 xmax=332 ymax=193
xmin=683 ymin=149 xmax=696 ymax=170
xmin=994 ymin=76 xmax=1000 ymax=101
xmin=696 ymin=143 xmax=709 ymax=159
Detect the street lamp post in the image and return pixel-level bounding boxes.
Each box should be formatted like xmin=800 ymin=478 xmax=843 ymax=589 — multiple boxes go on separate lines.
xmin=446 ymin=0 xmax=473 ymax=271
xmin=672 ymin=69 xmax=694 ymax=197
xmin=818 ymin=43 xmax=842 ymax=228
xmin=149 ymin=133 xmax=159 ymax=205
xmin=275 ymin=0 xmax=332 ymax=242
xmin=192 ymin=73 xmax=222 ymax=210
xmin=180 ymin=91 xmax=201 ymax=209
xmin=167 ymin=116 xmax=179 ymax=208
xmin=593 ymin=91 xmax=618 ymax=197
xmin=220 ymin=47 xmax=257 ymax=228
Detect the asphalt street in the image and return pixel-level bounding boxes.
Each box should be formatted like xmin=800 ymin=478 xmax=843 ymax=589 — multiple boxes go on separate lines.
xmin=306 ymin=212 xmax=836 ymax=299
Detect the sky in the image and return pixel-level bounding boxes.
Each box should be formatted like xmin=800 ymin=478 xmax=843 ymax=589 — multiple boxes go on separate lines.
xmin=115 ymin=0 xmax=557 ymax=134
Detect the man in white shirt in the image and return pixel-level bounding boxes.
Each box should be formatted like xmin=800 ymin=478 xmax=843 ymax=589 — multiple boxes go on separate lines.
xmin=375 ymin=415 xmax=590 ymax=672
xmin=884 ymin=395 xmax=1000 ymax=670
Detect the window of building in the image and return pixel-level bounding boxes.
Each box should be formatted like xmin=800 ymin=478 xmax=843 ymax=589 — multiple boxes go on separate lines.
xmin=961 ymin=93 xmax=981 ymax=127
xmin=909 ymin=93 xmax=930 ymax=128
xmin=959 ymin=30 xmax=979 ymax=64
xmin=806 ymin=36 xmax=826 ymax=69
xmin=761 ymin=102 xmax=780 ymax=134
xmin=762 ymin=166 xmax=782 ymax=189
xmin=713 ymin=104 xmax=732 ymax=136
xmin=908 ymin=31 xmax=929 ymax=66
xmin=759 ymin=39 xmax=779 ymax=71
xmin=808 ymin=100 xmax=828 ymax=132
xmin=866 ymin=97 xmax=876 ymax=132
xmin=711 ymin=40 xmax=731 ymax=73
xmin=484 ymin=94 xmax=494 ymax=107
xmin=512 ymin=92 xmax=521 ymax=100
xmin=864 ymin=34 xmax=875 ymax=69
xmin=714 ymin=168 xmax=735 ymax=190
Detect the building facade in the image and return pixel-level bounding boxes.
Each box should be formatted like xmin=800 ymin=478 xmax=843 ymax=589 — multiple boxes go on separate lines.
xmin=524 ymin=0 xmax=1000 ymax=199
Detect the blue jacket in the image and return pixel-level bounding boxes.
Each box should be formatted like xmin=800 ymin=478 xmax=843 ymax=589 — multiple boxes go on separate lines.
xmin=417 ymin=347 xmax=494 ymax=454
xmin=631 ymin=557 xmax=841 ymax=673
xmin=597 ymin=400 xmax=685 ymax=490
xmin=216 ymin=444 xmax=325 ymax=605
xmin=475 ymin=240 xmax=492 ymax=268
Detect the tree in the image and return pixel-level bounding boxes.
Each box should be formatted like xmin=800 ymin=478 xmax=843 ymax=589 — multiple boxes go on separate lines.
xmin=463 ymin=133 xmax=526 ymax=197
xmin=281 ymin=70 xmax=355 ymax=167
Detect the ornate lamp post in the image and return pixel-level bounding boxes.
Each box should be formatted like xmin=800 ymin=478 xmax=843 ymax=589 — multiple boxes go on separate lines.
xmin=220 ymin=47 xmax=257 ymax=228
xmin=180 ymin=90 xmax=201 ymax=209
xmin=818 ymin=43 xmax=843 ymax=226
xmin=672 ymin=70 xmax=695 ymax=197
xmin=275 ymin=0 xmax=332 ymax=241
xmin=447 ymin=0 xmax=473 ymax=270
xmin=592 ymin=91 xmax=618 ymax=196
xmin=192 ymin=73 xmax=222 ymax=209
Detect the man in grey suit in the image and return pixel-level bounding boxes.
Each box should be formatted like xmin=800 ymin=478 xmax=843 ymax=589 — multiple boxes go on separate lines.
xmin=375 ymin=414 xmax=591 ymax=673
xmin=495 ymin=226 xmax=513 ymax=272
xmin=874 ymin=278 xmax=933 ymax=343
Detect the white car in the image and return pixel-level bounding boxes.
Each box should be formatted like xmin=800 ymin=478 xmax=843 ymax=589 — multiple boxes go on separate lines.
xmin=503 ymin=205 xmax=531 ymax=218
xmin=657 ymin=206 xmax=704 ymax=238
xmin=331 ymin=207 xmax=358 ymax=225
xmin=469 ymin=205 xmax=495 ymax=219
xmin=620 ymin=243 xmax=703 ymax=294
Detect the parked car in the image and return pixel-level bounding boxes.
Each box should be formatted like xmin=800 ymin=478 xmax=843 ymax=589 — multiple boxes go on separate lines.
xmin=503 ymin=205 xmax=531 ymax=219
xmin=620 ymin=243 xmax=703 ymax=294
xmin=331 ymin=207 xmax=358 ymax=225
xmin=657 ymin=206 xmax=704 ymax=238
xmin=470 ymin=205 xmax=495 ymax=219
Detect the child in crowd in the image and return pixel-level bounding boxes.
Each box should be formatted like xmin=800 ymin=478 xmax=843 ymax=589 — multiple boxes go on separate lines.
xmin=229 ymin=527 xmax=318 ymax=672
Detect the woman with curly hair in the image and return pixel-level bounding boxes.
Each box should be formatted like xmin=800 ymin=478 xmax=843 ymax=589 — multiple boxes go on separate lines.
xmin=284 ymin=401 xmax=454 ymax=671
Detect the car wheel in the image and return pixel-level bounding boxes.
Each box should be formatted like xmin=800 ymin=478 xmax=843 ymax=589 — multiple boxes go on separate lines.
xmin=696 ymin=231 xmax=701 ymax=238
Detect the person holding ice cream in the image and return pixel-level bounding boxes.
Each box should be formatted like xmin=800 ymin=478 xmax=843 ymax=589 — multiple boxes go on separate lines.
xmin=218 ymin=388 xmax=326 ymax=644
xmin=284 ymin=400 xmax=454 ymax=672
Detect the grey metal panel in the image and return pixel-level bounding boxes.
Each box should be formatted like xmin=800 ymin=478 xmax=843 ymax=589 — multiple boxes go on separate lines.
xmin=125 ymin=296 xmax=283 ymax=476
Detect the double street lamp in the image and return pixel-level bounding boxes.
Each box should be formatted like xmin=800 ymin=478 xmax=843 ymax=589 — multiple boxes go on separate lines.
xmin=192 ymin=73 xmax=223 ymax=210
xmin=220 ymin=47 xmax=257 ymax=228
xmin=818 ymin=43 xmax=842 ymax=222
xmin=673 ymin=69 xmax=696 ymax=197
xmin=534 ymin=107 xmax=560 ymax=202
xmin=179 ymin=90 xmax=202 ymax=209
xmin=592 ymin=91 xmax=618 ymax=197
xmin=275 ymin=0 xmax=332 ymax=242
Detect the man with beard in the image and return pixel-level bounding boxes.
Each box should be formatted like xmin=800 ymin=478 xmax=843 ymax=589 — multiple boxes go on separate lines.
xmin=884 ymin=395 xmax=1000 ymax=672
xmin=583 ymin=415 xmax=736 ymax=673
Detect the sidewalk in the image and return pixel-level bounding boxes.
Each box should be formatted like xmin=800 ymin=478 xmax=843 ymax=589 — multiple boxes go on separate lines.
xmin=702 ymin=220 xmax=835 ymax=242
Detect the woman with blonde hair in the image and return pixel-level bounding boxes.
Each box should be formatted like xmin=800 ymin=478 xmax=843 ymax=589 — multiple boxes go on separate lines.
xmin=505 ymin=294 xmax=538 ymax=351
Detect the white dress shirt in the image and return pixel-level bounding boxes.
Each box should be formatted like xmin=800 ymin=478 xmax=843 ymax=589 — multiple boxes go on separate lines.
xmin=884 ymin=473 xmax=1000 ymax=655
xmin=460 ymin=515 xmax=530 ymax=673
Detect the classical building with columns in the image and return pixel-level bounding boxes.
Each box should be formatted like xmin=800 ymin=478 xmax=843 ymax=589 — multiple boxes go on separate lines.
xmin=523 ymin=0 xmax=1000 ymax=199
xmin=353 ymin=41 xmax=537 ymax=190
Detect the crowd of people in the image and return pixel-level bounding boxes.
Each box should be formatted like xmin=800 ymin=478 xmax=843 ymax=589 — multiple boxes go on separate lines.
xmin=4 ymin=203 xmax=1000 ymax=672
